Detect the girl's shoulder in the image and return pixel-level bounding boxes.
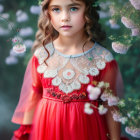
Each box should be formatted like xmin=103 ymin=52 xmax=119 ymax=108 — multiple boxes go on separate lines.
xmin=33 ymin=43 xmax=54 ymax=63
xmin=34 ymin=43 xmax=53 ymax=56
xmin=90 ymin=42 xmax=114 ymax=63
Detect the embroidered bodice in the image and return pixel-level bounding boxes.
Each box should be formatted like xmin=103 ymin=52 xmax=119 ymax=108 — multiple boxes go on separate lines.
xmin=34 ymin=42 xmax=114 ymax=96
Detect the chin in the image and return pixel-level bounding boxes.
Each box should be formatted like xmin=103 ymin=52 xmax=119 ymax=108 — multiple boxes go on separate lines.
xmin=59 ymin=33 xmax=75 ymax=37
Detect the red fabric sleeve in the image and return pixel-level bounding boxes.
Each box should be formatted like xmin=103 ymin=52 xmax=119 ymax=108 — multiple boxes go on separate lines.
xmin=100 ymin=60 xmax=124 ymax=97
xmin=11 ymin=55 xmax=43 ymax=125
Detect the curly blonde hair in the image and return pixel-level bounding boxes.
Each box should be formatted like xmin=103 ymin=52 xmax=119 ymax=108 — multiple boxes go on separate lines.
xmin=32 ymin=0 xmax=106 ymax=64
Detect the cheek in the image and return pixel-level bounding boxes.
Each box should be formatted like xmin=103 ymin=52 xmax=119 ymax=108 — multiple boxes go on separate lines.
xmin=50 ymin=15 xmax=58 ymax=26
xmin=74 ymin=13 xmax=86 ymax=25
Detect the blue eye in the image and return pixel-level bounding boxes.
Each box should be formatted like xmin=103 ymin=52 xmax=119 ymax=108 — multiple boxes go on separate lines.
xmin=70 ymin=7 xmax=78 ymax=12
xmin=52 ymin=8 xmax=60 ymax=12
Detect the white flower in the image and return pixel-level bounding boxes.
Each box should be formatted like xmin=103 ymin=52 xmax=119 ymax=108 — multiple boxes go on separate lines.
xmin=96 ymin=60 xmax=106 ymax=70
xmin=1 ymin=13 xmax=9 ymax=19
xmin=104 ymin=83 xmax=110 ymax=88
xmin=121 ymin=16 xmax=137 ymax=29
xmin=98 ymin=11 xmax=110 ymax=18
xmin=16 ymin=10 xmax=28 ymax=22
xmin=109 ymin=19 xmax=120 ymax=29
xmin=5 ymin=56 xmax=18 ymax=65
xmin=98 ymin=105 xmax=108 ymax=115
xmin=112 ymin=112 xmax=127 ymax=124
xmin=0 ymin=4 xmax=4 ymax=13
xmin=108 ymin=19 xmax=114 ymax=25
xmin=109 ymin=5 xmax=116 ymax=16
xmin=24 ymin=40 xmax=33 ymax=48
xmin=10 ymin=48 xmax=24 ymax=57
xmin=12 ymin=36 xmax=23 ymax=44
xmin=112 ymin=42 xmax=130 ymax=54
xmin=84 ymin=103 xmax=94 ymax=115
xmin=118 ymin=100 xmax=125 ymax=107
xmin=98 ymin=82 xmax=110 ymax=88
xmin=110 ymin=24 xmax=120 ymax=29
xmin=129 ymin=0 xmax=140 ymax=10
xmin=89 ymin=67 xmax=99 ymax=76
xmin=19 ymin=27 xmax=33 ymax=37
xmin=30 ymin=5 xmax=41 ymax=15
xmin=87 ymin=85 xmax=101 ymax=100
xmin=112 ymin=111 xmax=122 ymax=122
xmin=120 ymin=117 xmax=128 ymax=124
xmin=99 ymin=2 xmax=111 ymax=10
xmin=100 ymin=92 xmax=109 ymax=101
xmin=0 ymin=27 xmax=9 ymax=36
xmin=125 ymin=127 xmax=140 ymax=138
xmin=125 ymin=127 xmax=133 ymax=135
xmin=85 ymin=102 xmax=91 ymax=108
xmin=13 ymin=44 xmax=26 ymax=54
xmin=127 ymin=113 xmax=131 ymax=118
xmin=131 ymin=28 xmax=140 ymax=36
xmin=108 ymin=96 xmax=119 ymax=106
xmin=97 ymin=81 xmax=105 ymax=88
xmin=8 ymin=22 xmax=15 ymax=30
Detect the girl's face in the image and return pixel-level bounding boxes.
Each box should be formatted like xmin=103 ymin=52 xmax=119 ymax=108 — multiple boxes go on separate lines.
xmin=48 ymin=0 xmax=86 ymax=37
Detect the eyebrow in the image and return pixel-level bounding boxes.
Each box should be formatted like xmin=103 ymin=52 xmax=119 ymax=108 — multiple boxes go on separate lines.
xmin=49 ymin=3 xmax=81 ymax=8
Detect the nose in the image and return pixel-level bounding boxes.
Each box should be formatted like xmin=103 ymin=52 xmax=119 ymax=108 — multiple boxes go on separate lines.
xmin=61 ymin=10 xmax=70 ymax=22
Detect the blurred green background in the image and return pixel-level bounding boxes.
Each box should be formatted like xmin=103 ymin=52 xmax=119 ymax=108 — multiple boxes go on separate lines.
xmin=0 ymin=0 xmax=139 ymax=140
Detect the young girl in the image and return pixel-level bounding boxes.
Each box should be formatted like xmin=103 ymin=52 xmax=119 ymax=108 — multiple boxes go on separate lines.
xmin=11 ymin=0 xmax=128 ymax=140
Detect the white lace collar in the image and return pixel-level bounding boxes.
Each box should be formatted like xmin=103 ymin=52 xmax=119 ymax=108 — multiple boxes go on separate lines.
xmin=34 ymin=42 xmax=114 ymax=94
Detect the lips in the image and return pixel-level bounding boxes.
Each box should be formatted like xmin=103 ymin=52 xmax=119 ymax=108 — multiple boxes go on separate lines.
xmin=61 ymin=25 xmax=72 ymax=29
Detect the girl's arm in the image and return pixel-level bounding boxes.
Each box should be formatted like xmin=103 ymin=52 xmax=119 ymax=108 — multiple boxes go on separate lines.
xmin=11 ymin=55 xmax=42 ymax=124
xmin=11 ymin=55 xmax=43 ymax=139
xmin=100 ymin=60 xmax=123 ymax=140
xmin=105 ymin=104 xmax=121 ymax=140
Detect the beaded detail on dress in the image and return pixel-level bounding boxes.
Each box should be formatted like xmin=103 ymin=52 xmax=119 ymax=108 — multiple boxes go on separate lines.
xmin=34 ymin=42 xmax=114 ymax=94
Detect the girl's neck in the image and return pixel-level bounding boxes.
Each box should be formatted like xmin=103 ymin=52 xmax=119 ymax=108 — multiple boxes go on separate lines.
xmin=52 ymin=33 xmax=95 ymax=56
xmin=54 ymin=32 xmax=88 ymax=50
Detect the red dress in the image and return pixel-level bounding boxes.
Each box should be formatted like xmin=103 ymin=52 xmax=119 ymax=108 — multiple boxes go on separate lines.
xmin=11 ymin=42 xmax=125 ymax=140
